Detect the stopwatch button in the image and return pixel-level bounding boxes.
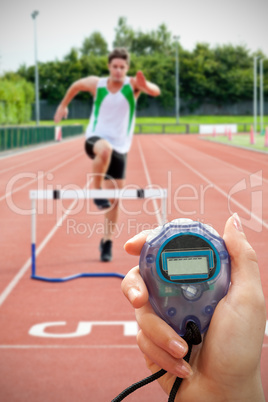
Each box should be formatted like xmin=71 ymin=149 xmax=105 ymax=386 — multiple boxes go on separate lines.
xmin=182 ymin=285 xmax=201 ymax=300
xmin=167 ymin=307 xmax=177 ymax=317
xmin=204 ymin=305 xmax=214 ymax=315
xmin=219 ymin=250 xmax=229 ymax=260
xmin=146 ymin=254 xmax=155 ymax=264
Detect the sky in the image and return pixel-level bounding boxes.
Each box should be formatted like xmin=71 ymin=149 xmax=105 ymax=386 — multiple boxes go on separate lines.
xmin=0 ymin=0 xmax=268 ymax=74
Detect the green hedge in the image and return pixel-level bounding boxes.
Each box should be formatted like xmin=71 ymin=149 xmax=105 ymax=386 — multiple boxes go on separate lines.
xmin=0 ymin=125 xmax=83 ymax=151
xmin=0 ymin=78 xmax=34 ymax=124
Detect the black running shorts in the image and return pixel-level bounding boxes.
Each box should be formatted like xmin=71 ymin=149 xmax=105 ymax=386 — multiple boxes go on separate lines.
xmin=85 ymin=136 xmax=128 ymax=180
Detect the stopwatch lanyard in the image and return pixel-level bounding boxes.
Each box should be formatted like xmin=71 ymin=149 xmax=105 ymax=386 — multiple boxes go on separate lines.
xmin=111 ymin=322 xmax=202 ymax=402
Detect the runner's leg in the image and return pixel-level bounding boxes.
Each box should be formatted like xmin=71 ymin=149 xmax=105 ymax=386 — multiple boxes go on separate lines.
xmin=103 ymin=179 xmax=125 ymax=241
xmin=92 ymin=139 xmax=113 ymax=189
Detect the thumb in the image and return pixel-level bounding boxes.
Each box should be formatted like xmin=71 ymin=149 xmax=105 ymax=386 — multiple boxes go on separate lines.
xmin=121 ymin=266 xmax=149 ymax=308
xmin=222 ymin=214 xmax=266 ymax=353
xmin=124 ymin=230 xmax=151 ymax=256
xmin=223 ymin=213 xmax=264 ymax=302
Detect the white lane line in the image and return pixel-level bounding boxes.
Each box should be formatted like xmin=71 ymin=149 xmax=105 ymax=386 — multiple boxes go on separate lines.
xmin=137 ymin=139 xmax=162 ymax=226
xmin=0 ymin=344 xmax=266 ymax=349
xmin=0 ymin=154 xmax=49 ymax=175
xmin=201 ymin=138 xmax=268 ymax=161
xmin=0 ymin=256 xmax=32 ymax=307
xmin=166 ymin=137 xmax=268 ymax=185
xmin=0 ymin=178 xmax=91 ymax=307
xmin=0 ymin=146 xmax=78 ymax=175
xmin=0 ymin=345 xmax=138 ymax=349
xmin=1 ymin=152 xmax=84 ymax=202
xmin=157 ymin=140 xmax=267 ymax=230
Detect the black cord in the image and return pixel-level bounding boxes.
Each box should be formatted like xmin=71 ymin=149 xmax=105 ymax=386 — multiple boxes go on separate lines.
xmin=168 ymin=322 xmax=201 ymax=402
xmin=111 ymin=369 xmax=167 ymax=402
xmin=111 ymin=321 xmax=202 ymax=402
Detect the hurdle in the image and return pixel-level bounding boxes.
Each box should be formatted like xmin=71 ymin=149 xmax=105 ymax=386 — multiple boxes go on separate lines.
xmin=30 ymin=188 xmax=167 ymax=282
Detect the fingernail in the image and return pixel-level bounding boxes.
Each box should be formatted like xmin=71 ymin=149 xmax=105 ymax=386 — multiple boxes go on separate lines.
xmin=175 ymin=361 xmax=193 ymax=378
xmin=128 ymin=288 xmax=140 ymax=304
xmin=233 ymin=213 xmax=244 ymax=232
xmin=169 ymin=340 xmax=187 ymax=358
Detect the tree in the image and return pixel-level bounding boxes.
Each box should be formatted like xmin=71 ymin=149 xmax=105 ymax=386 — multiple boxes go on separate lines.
xmin=131 ymin=31 xmax=157 ymax=55
xmin=81 ymin=32 xmax=108 ymax=56
xmin=155 ymin=23 xmax=173 ymax=54
xmin=0 ymin=77 xmax=34 ymax=124
xmin=9 ymin=23 xmax=268 ymax=115
xmin=113 ymin=17 xmax=135 ymax=50
xmin=114 ymin=18 xmax=173 ymax=56
xmin=64 ymin=47 xmax=79 ymax=62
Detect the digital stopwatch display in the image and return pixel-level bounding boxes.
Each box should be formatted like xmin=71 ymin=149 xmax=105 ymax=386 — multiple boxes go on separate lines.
xmin=158 ymin=234 xmax=217 ymax=284
xmin=165 ymin=254 xmax=209 ymax=279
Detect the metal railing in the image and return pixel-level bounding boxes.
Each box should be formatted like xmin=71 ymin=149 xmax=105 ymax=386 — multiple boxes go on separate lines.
xmin=134 ymin=123 xmax=256 ymax=134
xmin=0 ymin=125 xmax=83 ymax=152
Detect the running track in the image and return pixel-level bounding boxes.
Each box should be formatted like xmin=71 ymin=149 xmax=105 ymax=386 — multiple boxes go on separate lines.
xmin=0 ymin=134 xmax=267 ymax=401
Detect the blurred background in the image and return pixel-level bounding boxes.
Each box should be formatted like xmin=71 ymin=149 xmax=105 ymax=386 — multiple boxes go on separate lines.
xmin=0 ymin=0 xmax=267 ymax=125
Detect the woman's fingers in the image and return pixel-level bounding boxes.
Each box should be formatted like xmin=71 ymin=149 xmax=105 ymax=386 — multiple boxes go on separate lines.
xmin=135 ymin=301 xmax=189 ymax=361
xmin=121 ymin=265 xmax=190 ymax=372
xmin=137 ymin=329 xmax=193 ymax=378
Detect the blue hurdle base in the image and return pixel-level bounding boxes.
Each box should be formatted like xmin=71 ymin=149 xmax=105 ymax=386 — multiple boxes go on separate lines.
xmin=31 ymin=272 xmax=125 ymax=282
xmin=31 ymin=244 xmax=125 ymax=282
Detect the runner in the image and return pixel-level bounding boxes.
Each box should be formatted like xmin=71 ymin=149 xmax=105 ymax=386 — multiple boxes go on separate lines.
xmin=54 ymin=47 xmax=160 ymax=262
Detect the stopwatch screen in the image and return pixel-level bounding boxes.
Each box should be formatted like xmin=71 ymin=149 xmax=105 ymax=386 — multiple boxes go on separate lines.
xmin=166 ymin=256 xmax=209 ymax=276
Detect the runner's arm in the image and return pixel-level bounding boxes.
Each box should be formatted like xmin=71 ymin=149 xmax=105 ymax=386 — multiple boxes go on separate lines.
xmin=54 ymin=76 xmax=98 ymax=123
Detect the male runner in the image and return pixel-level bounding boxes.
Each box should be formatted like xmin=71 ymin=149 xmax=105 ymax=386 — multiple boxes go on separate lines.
xmin=54 ymin=48 xmax=160 ymax=262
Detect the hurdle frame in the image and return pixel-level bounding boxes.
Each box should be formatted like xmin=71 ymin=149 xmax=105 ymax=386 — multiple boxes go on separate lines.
xmin=30 ymin=188 xmax=167 ymax=282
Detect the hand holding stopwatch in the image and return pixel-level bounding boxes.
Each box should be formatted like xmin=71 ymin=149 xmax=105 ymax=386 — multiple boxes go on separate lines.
xmin=139 ymin=218 xmax=231 ymax=336
xmin=112 ymin=219 xmax=231 ymax=402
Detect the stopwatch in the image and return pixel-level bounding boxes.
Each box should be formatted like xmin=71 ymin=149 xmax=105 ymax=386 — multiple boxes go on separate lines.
xmin=139 ymin=219 xmax=231 ymax=336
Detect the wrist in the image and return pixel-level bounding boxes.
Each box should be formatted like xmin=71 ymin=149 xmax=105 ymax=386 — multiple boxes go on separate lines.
xmin=58 ymin=101 xmax=68 ymax=110
xmin=187 ymin=371 xmax=265 ymax=402
xmin=219 ymin=372 xmax=265 ymax=402
xmin=139 ymin=84 xmax=153 ymax=96
xmin=143 ymin=83 xmax=160 ymax=97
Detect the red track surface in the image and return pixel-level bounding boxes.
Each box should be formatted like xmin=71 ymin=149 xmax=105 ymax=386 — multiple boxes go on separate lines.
xmin=0 ymin=134 xmax=267 ymax=401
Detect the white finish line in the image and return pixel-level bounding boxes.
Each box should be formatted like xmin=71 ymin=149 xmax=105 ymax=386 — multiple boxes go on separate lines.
xmin=29 ymin=321 xmax=139 ymax=338
xmin=0 ymin=345 xmax=139 ymax=349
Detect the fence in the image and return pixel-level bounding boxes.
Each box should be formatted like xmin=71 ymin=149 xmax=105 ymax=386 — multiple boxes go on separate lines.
xmin=0 ymin=125 xmax=83 ymax=152
xmin=134 ymin=123 xmax=256 ymax=134
xmin=0 ymin=122 xmax=259 ymax=152
xmin=34 ymin=100 xmax=92 ymax=121
xmin=35 ymin=99 xmax=268 ymax=120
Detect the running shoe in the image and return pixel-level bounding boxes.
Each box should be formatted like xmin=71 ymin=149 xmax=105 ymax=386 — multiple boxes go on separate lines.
xmin=99 ymin=239 xmax=113 ymax=262
xmin=94 ymin=198 xmax=111 ymax=209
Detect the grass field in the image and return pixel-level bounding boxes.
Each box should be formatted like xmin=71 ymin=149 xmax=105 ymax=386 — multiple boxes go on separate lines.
xmin=52 ymin=117 xmax=268 ymax=152
xmin=30 ymin=116 xmax=268 ymax=134
xmin=204 ymin=133 xmax=268 ymax=152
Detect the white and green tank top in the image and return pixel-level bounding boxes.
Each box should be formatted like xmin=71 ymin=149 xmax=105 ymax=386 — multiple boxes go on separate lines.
xmin=86 ymin=77 xmax=136 ymax=154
